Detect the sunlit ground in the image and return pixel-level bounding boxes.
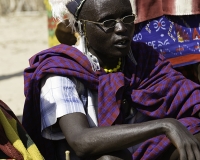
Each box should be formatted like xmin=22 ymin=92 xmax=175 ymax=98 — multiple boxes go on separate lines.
xmin=0 ymin=12 xmax=48 ymax=117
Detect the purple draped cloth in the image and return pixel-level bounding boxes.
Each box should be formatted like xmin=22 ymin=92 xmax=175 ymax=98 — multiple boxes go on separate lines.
xmin=22 ymin=42 xmax=200 ymax=160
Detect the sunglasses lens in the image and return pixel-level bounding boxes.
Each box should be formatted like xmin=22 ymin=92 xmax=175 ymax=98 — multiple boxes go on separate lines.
xmin=103 ymin=20 xmax=116 ymax=28
xmin=123 ymin=15 xmax=135 ymax=23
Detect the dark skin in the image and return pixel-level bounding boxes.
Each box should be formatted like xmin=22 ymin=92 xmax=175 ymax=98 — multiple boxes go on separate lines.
xmin=58 ymin=0 xmax=200 ymax=159
xmin=80 ymin=0 xmax=135 ymax=69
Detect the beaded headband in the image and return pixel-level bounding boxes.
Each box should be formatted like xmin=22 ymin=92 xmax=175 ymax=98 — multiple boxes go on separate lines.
xmin=66 ymin=0 xmax=86 ymax=19
xmin=48 ymin=0 xmax=87 ymax=30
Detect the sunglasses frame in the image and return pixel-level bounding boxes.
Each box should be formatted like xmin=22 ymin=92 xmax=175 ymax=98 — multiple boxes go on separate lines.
xmin=79 ymin=14 xmax=137 ymax=32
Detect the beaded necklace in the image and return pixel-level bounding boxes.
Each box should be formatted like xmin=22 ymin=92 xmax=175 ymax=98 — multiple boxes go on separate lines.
xmin=103 ymin=58 xmax=122 ymax=73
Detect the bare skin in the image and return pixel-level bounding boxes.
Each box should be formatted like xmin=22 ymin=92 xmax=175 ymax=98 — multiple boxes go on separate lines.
xmin=58 ymin=0 xmax=200 ymax=159
xmin=161 ymin=133 xmax=200 ymax=160
xmin=59 ymin=113 xmax=200 ymax=160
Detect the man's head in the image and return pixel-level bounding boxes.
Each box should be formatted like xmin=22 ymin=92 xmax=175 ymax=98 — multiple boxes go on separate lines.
xmin=50 ymin=0 xmax=135 ymax=60
xmin=78 ymin=0 xmax=135 ymax=59
xmin=49 ymin=0 xmax=135 ymax=30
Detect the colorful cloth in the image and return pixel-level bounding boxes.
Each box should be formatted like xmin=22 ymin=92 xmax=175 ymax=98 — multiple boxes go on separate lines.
xmin=133 ymin=15 xmax=200 ymax=67
xmin=44 ymin=0 xmax=60 ymax=47
xmin=132 ymin=0 xmax=200 ymax=83
xmin=23 ymin=42 xmax=200 ymax=160
xmin=0 ymin=100 xmax=43 ymax=160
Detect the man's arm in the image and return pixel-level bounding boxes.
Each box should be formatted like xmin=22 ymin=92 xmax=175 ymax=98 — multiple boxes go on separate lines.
xmin=59 ymin=112 xmax=200 ymax=160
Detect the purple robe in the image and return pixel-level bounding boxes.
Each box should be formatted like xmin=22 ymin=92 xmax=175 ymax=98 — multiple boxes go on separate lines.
xmin=22 ymin=42 xmax=200 ymax=160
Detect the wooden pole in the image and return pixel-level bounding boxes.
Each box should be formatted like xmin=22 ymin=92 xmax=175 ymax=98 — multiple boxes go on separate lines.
xmin=65 ymin=150 xmax=70 ymax=160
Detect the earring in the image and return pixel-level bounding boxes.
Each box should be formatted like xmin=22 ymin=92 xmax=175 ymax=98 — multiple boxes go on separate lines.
xmin=77 ymin=21 xmax=100 ymax=72
xmin=128 ymin=48 xmax=137 ymax=65
xmin=77 ymin=21 xmax=87 ymax=54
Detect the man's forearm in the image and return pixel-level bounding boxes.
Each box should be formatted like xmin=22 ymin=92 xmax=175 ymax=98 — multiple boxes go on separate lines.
xmin=59 ymin=113 xmax=168 ymax=157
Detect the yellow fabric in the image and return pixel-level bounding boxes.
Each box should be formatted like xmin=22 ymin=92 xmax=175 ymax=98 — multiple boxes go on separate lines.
xmin=48 ymin=34 xmax=60 ymax=47
xmin=43 ymin=0 xmax=51 ymax=11
xmin=0 ymin=110 xmax=43 ymax=160
xmin=27 ymin=145 xmax=44 ymax=160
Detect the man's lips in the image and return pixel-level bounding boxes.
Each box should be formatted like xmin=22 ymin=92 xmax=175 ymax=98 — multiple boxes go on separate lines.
xmin=114 ymin=37 xmax=130 ymax=48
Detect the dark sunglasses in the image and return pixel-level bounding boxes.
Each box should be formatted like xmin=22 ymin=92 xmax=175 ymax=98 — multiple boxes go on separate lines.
xmin=80 ymin=14 xmax=136 ymax=31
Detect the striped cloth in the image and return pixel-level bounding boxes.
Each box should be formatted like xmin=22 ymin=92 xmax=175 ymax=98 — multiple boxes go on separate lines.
xmin=0 ymin=100 xmax=43 ymax=160
xmin=23 ymin=42 xmax=200 ymax=160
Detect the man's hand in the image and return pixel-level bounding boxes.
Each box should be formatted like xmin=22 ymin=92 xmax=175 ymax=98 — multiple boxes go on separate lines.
xmin=164 ymin=118 xmax=200 ymax=160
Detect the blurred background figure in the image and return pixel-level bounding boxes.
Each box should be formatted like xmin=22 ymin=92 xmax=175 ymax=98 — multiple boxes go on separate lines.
xmin=44 ymin=0 xmax=60 ymax=47
xmin=0 ymin=0 xmax=44 ymax=15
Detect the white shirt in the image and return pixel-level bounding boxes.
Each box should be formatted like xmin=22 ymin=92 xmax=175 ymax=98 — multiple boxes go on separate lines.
xmin=40 ymin=74 xmax=98 ymax=140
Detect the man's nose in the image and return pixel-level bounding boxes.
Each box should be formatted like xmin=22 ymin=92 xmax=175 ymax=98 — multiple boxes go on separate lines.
xmin=114 ymin=21 xmax=127 ymax=33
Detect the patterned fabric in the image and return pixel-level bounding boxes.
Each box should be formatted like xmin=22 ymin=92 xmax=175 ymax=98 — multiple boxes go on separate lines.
xmin=133 ymin=15 xmax=200 ymax=67
xmin=132 ymin=0 xmax=200 ymax=84
xmin=23 ymin=42 xmax=200 ymax=160
xmin=0 ymin=100 xmax=43 ymax=160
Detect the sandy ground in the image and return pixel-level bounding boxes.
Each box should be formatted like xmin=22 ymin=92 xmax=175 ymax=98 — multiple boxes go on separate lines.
xmin=0 ymin=12 xmax=49 ymax=117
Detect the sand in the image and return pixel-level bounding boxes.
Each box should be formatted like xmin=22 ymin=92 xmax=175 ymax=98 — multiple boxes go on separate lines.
xmin=0 ymin=12 xmax=49 ymax=116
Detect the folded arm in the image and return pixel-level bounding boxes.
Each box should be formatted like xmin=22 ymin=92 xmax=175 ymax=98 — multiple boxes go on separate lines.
xmin=59 ymin=112 xmax=200 ymax=160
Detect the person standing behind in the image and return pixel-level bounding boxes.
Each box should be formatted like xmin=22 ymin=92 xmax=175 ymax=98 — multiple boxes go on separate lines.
xmin=133 ymin=0 xmax=200 ymax=84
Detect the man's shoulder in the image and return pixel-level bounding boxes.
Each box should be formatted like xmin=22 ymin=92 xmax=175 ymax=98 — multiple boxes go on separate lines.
xmin=42 ymin=44 xmax=78 ymax=54
xmin=28 ymin=44 xmax=83 ymax=66
xmin=129 ymin=41 xmax=166 ymax=70
xmin=131 ymin=41 xmax=159 ymax=58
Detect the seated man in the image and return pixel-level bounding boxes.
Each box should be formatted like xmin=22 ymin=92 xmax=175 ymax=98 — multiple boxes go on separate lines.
xmin=22 ymin=0 xmax=200 ymax=159
xmin=0 ymin=99 xmax=43 ymax=159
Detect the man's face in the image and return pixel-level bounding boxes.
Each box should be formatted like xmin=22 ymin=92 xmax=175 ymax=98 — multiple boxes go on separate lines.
xmin=79 ymin=0 xmax=135 ymax=60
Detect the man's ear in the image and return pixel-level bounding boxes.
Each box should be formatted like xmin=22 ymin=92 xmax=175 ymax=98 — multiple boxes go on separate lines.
xmin=55 ymin=19 xmax=77 ymax=45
